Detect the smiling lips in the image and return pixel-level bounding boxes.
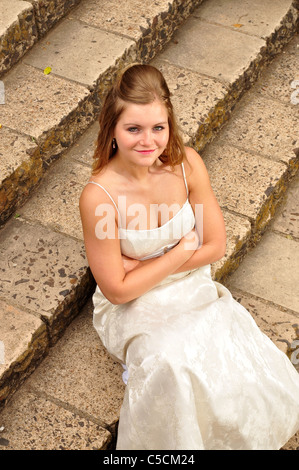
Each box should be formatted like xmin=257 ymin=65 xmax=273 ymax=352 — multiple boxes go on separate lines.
xmin=135 ymin=149 xmax=156 ymax=154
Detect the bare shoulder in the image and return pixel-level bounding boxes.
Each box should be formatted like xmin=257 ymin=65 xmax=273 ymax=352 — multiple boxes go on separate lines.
xmin=80 ymin=167 xmax=112 ymax=210
xmin=79 ymin=173 xmax=117 ymax=227
xmin=183 ymin=146 xmax=211 ymax=190
xmin=79 ymin=180 xmax=101 ymax=212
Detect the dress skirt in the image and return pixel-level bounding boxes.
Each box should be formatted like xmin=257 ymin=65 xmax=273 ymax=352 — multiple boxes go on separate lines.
xmin=92 ymin=265 xmax=299 ymax=450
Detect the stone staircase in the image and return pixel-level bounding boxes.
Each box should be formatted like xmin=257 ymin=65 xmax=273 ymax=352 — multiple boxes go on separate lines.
xmin=0 ymin=0 xmax=298 ymax=450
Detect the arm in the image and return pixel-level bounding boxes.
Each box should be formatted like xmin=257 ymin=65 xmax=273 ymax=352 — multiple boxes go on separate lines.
xmin=79 ymin=184 xmax=196 ymax=305
xmin=173 ymin=147 xmax=226 ymax=273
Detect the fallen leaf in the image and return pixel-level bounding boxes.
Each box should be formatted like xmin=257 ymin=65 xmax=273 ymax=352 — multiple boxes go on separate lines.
xmin=233 ymin=23 xmax=243 ymax=28
xmin=43 ymin=66 xmax=52 ymax=75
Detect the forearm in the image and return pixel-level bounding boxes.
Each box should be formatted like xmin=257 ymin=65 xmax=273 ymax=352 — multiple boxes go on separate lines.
xmin=173 ymin=239 xmax=226 ymax=273
xmin=112 ymin=242 xmax=194 ymax=304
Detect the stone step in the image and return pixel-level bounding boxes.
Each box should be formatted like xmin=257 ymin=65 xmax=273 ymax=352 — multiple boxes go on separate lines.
xmin=0 ymin=0 xmax=204 ymax=226
xmin=0 ymin=0 xmax=298 ymax=418
xmin=0 ymin=41 xmax=298 ymax=449
xmin=0 ymin=0 xmax=206 ymax=408
xmin=0 ymin=0 xmax=82 ymax=78
xmin=0 ymin=1 xmax=37 ymax=77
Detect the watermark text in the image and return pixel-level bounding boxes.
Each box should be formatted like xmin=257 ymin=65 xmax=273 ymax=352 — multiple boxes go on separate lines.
xmin=94 ymin=198 xmax=203 ymax=250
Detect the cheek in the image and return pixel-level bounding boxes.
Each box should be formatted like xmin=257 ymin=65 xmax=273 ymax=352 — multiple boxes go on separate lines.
xmin=116 ymin=131 xmax=135 ymax=146
xmin=161 ymin=130 xmax=170 ymax=146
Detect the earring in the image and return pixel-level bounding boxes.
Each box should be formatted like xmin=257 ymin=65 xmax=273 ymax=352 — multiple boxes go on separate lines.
xmin=112 ymin=138 xmax=116 ymax=149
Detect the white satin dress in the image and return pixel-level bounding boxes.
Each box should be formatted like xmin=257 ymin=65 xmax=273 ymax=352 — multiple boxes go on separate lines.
xmin=89 ymin=164 xmax=299 ymax=450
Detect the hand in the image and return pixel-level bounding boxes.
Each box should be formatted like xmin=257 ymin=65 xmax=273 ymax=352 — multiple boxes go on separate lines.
xmin=122 ymin=255 xmax=140 ymax=274
xmin=168 ymin=229 xmax=199 ymax=267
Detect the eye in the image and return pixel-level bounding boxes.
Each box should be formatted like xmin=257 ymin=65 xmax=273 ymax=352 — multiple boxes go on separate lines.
xmin=127 ymin=127 xmax=139 ymax=133
xmin=153 ymin=126 xmax=164 ymax=131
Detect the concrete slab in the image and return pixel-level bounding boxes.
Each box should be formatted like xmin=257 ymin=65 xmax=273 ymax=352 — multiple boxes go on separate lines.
xmin=19 ymin=154 xmax=91 ymax=240
xmin=282 ymin=431 xmax=299 ymax=451
xmin=229 ymin=291 xmax=299 ymax=355
xmin=226 ymin=231 xmax=299 ymax=313
xmin=194 ymin=0 xmax=294 ymax=39
xmin=0 ymin=128 xmax=37 ymax=183
xmin=24 ymin=300 xmax=125 ymax=428
xmin=31 ymin=0 xmax=81 ymax=37
xmin=0 ymin=218 xmax=92 ymax=341
xmin=68 ymin=0 xmax=171 ymax=41
xmin=0 ymin=127 xmax=43 ymax=225
xmin=0 ymin=390 xmax=112 ymax=450
xmin=0 ymin=1 xmax=33 ymax=36
xmin=254 ymin=34 xmax=299 ymax=106
xmin=202 ymin=141 xmax=287 ymax=221
xmin=151 ymin=58 xmax=228 ymax=143
xmin=211 ymin=210 xmax=251 ymax=281
xmin=217 ymin=92 xmax=299 ymax=165
xmin=157 ymin=16 xmax=265 ymax=84
xmin=23 ymin=18 xmax=135 ymax=87
xmin=0 ymin=63 xmax=89 ymax=139
xmin=67 ymin=121 xmax=99 ymax=167
xmin=0 ymin=0 xmax=36 ymax=76
xmin=271 ymin=171 xmax=299 ymax=239
xmin=67 ymin=0 xmax=205 ymax=63
xmin=0 ymin=299 xmax=48 ymax=405
xmin=0 ymin=300 xmax=47 ymax=374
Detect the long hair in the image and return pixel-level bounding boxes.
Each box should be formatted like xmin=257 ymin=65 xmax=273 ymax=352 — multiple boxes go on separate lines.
xmin=92 ymin=64 xmax=186 ymax=174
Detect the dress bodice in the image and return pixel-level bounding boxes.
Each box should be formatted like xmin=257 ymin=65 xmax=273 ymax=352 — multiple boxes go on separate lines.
xmin=88 ymin=163 xmax=196 ymax=260
xmin=118 ymin=199 xmax=195 ymax=260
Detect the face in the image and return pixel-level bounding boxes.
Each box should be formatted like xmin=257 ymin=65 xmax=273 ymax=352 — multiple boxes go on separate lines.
xmin=113 ymin=100 xmax=169 ymax=167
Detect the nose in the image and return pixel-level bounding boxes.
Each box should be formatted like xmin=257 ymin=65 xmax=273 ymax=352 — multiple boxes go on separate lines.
xmin=140 ymin=130 xmax=153 ymax=146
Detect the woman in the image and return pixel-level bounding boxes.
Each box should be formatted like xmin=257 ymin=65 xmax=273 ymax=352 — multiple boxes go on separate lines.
xmin=80 ymin=64 xmax=299 ymax=450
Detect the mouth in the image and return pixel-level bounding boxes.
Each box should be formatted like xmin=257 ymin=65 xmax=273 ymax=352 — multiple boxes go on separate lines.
xmin=135 ymin=149 xmax=156 ymax=154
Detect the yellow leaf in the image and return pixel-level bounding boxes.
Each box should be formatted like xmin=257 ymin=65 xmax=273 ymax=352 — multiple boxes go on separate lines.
xmin=233 ymin=23 xmax=243 ymax=28
xmin=0 ymin=124 xmax=2 ymax=129
xmin=44 ymin=66 xmax=52 ymax=75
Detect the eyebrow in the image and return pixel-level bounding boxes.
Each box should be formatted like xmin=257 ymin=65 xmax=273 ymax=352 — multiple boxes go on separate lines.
xmin=124 ymin=121 xmax=168 ymax=126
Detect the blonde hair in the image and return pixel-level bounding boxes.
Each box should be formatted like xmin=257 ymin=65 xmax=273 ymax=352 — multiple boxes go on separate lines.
xmin=92 ymin=64 xmax=186 ymax=174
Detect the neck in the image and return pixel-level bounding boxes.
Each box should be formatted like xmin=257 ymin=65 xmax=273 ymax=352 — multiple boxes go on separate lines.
xmin=112 ymin=153 xmax=161 ymax=183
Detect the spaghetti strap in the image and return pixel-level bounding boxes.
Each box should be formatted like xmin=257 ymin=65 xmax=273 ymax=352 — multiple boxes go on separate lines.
xmin=181 ymin=162 xmax=189 ymax=197
xmin=87 ymin=181 xmax=122 ymax=226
